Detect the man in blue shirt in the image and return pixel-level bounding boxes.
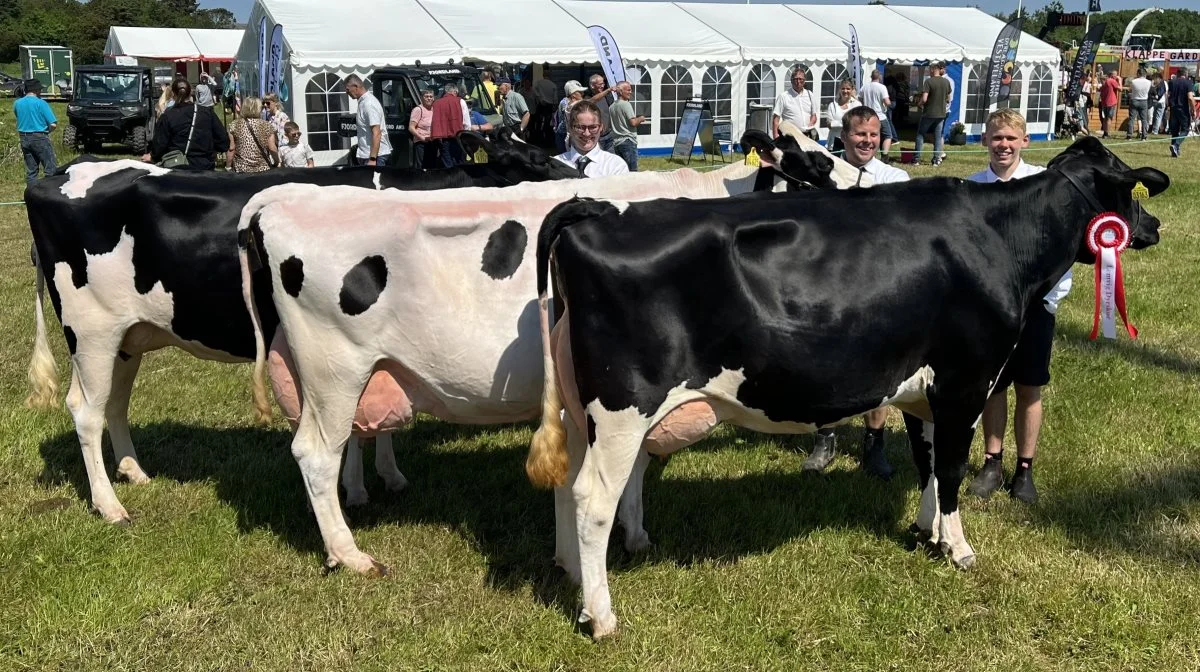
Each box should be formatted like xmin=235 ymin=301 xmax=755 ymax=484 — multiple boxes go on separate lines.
xmin=1167 ymin=69 xmax=1196 ymax=158
xmin=14 ymin=79 xmax=59 ymax=185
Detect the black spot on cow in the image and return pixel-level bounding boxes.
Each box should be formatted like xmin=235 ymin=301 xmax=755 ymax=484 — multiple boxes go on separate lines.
xmin=480 ymin=220 xmax=528 ymax=280
xmin=63 ymin=326 xmax=77 ymax=355
xmin=339 ymin=255 xmax=388 ymax=316
xmin=280 ymin=256 xmax=304 ymax=297
xmin=586 ymin=414 xmax=598 ymax=448
xmin=118 ymin=350 xmax=131 ymax=361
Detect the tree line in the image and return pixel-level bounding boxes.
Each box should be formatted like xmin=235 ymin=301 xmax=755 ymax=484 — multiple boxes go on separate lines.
xmin=995 ymin=2 xmax=1200 ymax=50
xmin=0 ymin=0 xmax=236 ymax=66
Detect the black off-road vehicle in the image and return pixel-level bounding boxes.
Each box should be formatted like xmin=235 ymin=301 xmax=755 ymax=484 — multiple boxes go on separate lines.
xmin=64 ymin=65 xmax=155 ymax=153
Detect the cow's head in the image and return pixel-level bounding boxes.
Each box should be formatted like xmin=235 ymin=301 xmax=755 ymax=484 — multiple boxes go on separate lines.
xmin=740 ymin=130 xmax=836 ymax=191
xmin=458 ymin=129 xmax=579 ymax=182
xmin=1047 ymin=136 xmax=1169 ymax=260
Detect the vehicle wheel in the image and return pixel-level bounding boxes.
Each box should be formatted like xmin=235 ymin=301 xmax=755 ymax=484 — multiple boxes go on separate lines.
xmin=130 ymin=126 xmax=148 ymax=154
xmin=62 ymin=125 xmax=77 ymax=149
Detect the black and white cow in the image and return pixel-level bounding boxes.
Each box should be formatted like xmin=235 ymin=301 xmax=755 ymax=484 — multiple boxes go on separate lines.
xmin=24 ymin=131 xmax=579 ymax=524
xmin=527 ymin=137 xmax=1169 ymax=638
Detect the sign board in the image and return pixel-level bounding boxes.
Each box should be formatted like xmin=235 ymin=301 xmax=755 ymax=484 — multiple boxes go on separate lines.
xmin=671 ymin=100 xmax=707 ymax=162
xmin=1123 ymin=48 xmax=1200 ymax=61
xmin=339 ymin=113 xmax=405 ymax=138
xmin=114 ymin=55 xmax=137 ymax=66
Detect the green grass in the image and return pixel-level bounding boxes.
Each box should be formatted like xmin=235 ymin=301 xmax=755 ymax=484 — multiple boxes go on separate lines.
xmin=3 ymin=122 xmax=1200 ymax=670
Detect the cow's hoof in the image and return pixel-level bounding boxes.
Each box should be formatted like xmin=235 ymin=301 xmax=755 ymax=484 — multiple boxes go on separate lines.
xmin=344 ymin=489 xmax=370 ymax=507
xmin=381 ymin=473 xmax=409 ymax=493
xmin=941 ymin=545 xmax=976 ymax=570
xmin=116 ymin=458 xmax=151 ymax=485
xmin=324 ymin=554 xmax=389 ymax=577
xmin=367 ymin=559 xmax=389 ymax=578
xmin=580 ymin=608 xmax=618 ymax=641
xmin=94 ymin=503 xmax=132 ymax=526
xmin=624 ymin=529 xmax=653 ymax=553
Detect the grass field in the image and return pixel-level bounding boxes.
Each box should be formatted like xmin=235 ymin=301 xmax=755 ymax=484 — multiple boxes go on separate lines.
xmin=3 ymin=110 xmax=1200 ymax=670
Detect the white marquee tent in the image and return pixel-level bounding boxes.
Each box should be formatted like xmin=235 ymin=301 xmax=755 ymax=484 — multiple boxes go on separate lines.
xmin=105 ymin=27 xmax=243 ymax=80
xmin=235 ymin=0 xmax=1062 ymax=163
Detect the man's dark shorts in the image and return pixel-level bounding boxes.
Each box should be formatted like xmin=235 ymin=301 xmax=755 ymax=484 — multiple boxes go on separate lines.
xmin=992 ymin=303 xmax=1055 ymax=393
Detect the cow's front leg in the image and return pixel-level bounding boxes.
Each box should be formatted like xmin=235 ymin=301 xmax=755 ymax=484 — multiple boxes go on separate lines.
xmin=929 ymin=394 xmax=986 ymax=569
xmin=574 ymin=410 xmax=648 ymax=640
xmin=107 ymin=352 xmax=151 ymax=485
xmin=617 ymin=449 xmax=653 ymax=553
xmin=294 ymin=391 xmax=385 ymax=576
xmin=902 ymin=413 xmax=939 ymax=545
xmin=373 ymin=432 xmax=408 ymax=492
xmin=342 ymin=436 xmax=369 ymax=507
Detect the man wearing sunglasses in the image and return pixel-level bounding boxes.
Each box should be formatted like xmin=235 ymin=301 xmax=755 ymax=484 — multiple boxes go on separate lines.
xmin=772 ymin=66 xmax=819 ymax=141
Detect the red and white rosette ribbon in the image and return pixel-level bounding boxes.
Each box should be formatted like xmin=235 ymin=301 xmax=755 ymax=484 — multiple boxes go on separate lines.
xmin=1087 ymin=212 xmax=1137 ymax=341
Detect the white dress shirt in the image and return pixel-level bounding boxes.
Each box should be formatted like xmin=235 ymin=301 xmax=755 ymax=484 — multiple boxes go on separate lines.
xmin=772 ymin=86 xmax=818 ymax=131
xmin=555 ymin=144 xmax=629 ymax=177
xmin=860 ymin=157 xmax=910 ymax=185
xmin=968 ymin=160 xmax=1072 ymax=313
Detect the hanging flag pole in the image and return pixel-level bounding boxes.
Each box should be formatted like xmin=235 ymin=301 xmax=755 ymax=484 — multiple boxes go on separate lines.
xmin=587 ymin=26 xmax=626 ymax=88
xmin=847 ymin=24 xmax=863 ymax=93
xmin=983 ymin=16 xmax=1024 ymax=110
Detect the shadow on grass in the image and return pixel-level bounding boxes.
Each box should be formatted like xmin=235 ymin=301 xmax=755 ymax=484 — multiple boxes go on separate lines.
xmin=1057 ymin=321 xmax=1200 ymax=375
xmin=37 ymin=420 xmax=915 ymax=608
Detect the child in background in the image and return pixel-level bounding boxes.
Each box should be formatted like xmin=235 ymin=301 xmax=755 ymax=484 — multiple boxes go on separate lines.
xmin=279 ymin=121 xmax=314 ymax=168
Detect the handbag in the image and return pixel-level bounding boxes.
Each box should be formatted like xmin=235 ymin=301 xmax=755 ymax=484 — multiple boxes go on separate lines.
xmin=158 ymin=104 xmax=197 ymax=169
xmin=246 ymin=120 xmax=278 ymax=169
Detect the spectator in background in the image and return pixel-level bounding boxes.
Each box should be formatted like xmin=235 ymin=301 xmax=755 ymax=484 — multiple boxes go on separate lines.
xmin=586 ymin=73 xmax=617 ymax=150
xmin=858 ymin=69 xmax=893 ymax=161
xmin=826 ymin=79 xmax=861 ymax=157
xmin=481 ymin=69 xmax=498 ymax=109
xmin=225 ymin=96 xmax=277 ymax=173
xmin=912 ymin=61 xmax=952 ymax=166
xmin=608 ymin=80 xmax=645 ymax=171
xmin=1168 ymin=67 xmax=1195 ymax=158
xmin=279 ymin=121 xmax=314 ymax=167
xmin=532 ymin=67 xmax=559 ymax=147
xmin=554 ymin=100 xmax=628 ymax=177
xmin=465 ymin=99 xmax=493 ymax=134
xmin=554 ymin=80 xmax=586 ymax=153
xmin=195 ymin=73 xmax=216 ymax=109
xmin=14 ymin=78 xmax=58 ymax=185
xmin=263 ymin=92 xmax=290 ymax=144
xmin=1151 ymin=72 xmax=1167 ymax=134
xmin=1077 ymin=72 xmax=1092 ymax=135
xmin=499 ymin=78 xmax=530 ymax=137
xmin=146 ymin=79 xmax=229 ymax=171
xmin=345 ymin=74 xmax=391 ymax=166
xmin=408 ymin=89 xmax=435 ymax=168
xmin=773 ymin=66 xmax=818 ymax=140
xmin=1126 ymin=68 xmax=1151 ymax=141
xmin=429 ymin=82 xmax=467 ymax=168
xmin=1099 ymin=70 xmax=1120 ymax=138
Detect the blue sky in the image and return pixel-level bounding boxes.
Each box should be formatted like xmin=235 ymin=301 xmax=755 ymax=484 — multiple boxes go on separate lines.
xmin=200 ymin=0 xmax=1196 ymax=23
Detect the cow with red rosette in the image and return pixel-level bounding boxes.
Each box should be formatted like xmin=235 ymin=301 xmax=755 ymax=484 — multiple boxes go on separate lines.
xmin=528 ymin=134 xmax=1168 ymax=639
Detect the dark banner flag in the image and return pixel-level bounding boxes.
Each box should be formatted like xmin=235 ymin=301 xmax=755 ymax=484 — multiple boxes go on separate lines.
xmin=984 ymin=16 xmax=1024 ymax=107
xmin=1065 ymin=22 xmax=1107 ymax=103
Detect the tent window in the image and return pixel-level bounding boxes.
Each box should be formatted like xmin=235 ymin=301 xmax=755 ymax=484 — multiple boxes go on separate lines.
xmin=627 ymin=66 xmax=652 ymax=136
xmin=746 ymin=64 xmax=776 ymax=128
xmin=821 ymin=64 xmax=849 ymax=111
xmin=966 ymin=63 xmax=988 ymax=125
xmin=997 ymin=68 xmax=1023 ymax=111
xmin=1027 ymin=65 xmax=1053 ymax=123
xmin=306 ymin=72 xmax=350 ymax=152
xmin=702 ymin=66 xmax=731 ymax=120
xmin=661 ymin=65 xmax=693 ymax=135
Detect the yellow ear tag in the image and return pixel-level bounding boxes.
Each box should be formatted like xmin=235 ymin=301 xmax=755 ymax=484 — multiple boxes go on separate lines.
xmin=1131 ymin=181 xmax=1149 ymax=201
xmin=474 ymin=148 xmax=489 ymax=164
xmin=744 ymin=147 xmax=760 ymax=167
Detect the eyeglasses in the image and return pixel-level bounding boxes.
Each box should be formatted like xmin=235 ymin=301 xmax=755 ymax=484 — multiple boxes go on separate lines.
xmin=572 ymin=124 xmax=601 ymax=134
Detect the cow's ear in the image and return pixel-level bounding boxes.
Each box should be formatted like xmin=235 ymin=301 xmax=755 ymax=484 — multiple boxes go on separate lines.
xmin=1124 ymin=166 xmax=1170 ymax=197
xmin=458 ymin=130 xmax=493 ymax=159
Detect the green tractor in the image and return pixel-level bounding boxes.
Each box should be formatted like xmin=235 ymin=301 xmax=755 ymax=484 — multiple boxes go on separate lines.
xmin=64 ymin=65 xmax=156 ymax=154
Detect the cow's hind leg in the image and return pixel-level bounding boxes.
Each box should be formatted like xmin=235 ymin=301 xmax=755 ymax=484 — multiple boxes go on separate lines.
xmin=929 ymin=392 xmax=986 ymax=569
xmin=617 ymin=449 xmax=653 ymax=553
xmin=66 ymin=338 xmax=129 ymax=524
xmin=902 ymin=413 xmax=939 ymax=545
xmin=574 ymin=409 xmax=649 ymax=640
xmin=373 ymin=432 xmax=408 ymax=493
xmin=343 ymin=436 xmax=369 ymax=507
xmin=293 ymin=388 xmax=385 ymax=575
xmin=107 ymin=353 xmax=150 ymax=484
xmin=554 ymin=415 xmax=588 ymax=584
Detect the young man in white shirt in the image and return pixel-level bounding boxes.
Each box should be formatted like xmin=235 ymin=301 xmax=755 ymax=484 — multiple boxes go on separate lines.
xmin=966 ymin=108 xmax=1070 ymax=505
xmin=1126 ymin=68 xmax=1152 ymax=141
xmin=772 ymin=66 xmax=818 ymax=140
xmin=857 ymin=69 xmax=893 ymax=161
xmin=344 ymin=74 xmax=392 ymax=166
xmin=804 ymin=106 xmax=908 ymax=479
xmin=554 ymin=100 xmax=629 ymax=178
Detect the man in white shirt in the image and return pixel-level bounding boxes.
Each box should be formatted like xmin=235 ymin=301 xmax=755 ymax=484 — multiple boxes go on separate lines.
xmin=1126 ymin=68 xmax=1152 ymax=141
xmin=772 ymin=66 xmax=818 ymax=140
xmin=857 ymin=69 xmax=893 ymax=160
xmin=966 ymin=108 xmax=1070 ymax=505
xmin=804 ymin=106 xmax=908 ymax=479
xmin=344 ymin=74 xmax=392 ymax=166
xmin=554 ymin=100 xmax=629 ymax=177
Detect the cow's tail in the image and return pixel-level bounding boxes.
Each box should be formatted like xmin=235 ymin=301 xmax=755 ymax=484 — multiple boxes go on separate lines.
xmin=25 ymin=259 xmax=59 ymax=409
xmin=237 ymin=215 xmax=272 ymax=425
xmin=527 ymin=198 xmax=603 ymax=489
